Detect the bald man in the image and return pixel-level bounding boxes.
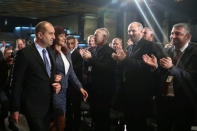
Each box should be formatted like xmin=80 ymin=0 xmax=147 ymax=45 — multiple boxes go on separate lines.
xmin=112 ymin=22 xmax=166 ymax=131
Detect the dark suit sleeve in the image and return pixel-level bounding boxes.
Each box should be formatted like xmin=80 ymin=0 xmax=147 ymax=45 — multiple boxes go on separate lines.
xmin=153 ymin=43 xmax=169 ymax=58
xmin=0 ymin=51 xmax=3 ymax=62
xmin=122 ymin=42 xmax=167 ymax=71
xmin=170 ymin=55 xmax=197 ymax=80
xmin=10 ymin=50 xmax=28 ymax=112
xmin=121 ymin=51 xmax=155 ymax=73
xmin=68 ymin=54 xmax=83 ymax=90
xmin=169 ymin=51 xmax=197 ymax=106
xmin=88 ymin=47 xmax=116 ymax=71
xmin=71 ymin=49 xmax=83 ymax=82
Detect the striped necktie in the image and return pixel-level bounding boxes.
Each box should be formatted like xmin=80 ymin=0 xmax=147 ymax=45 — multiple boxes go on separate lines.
xmin=42 ymin=49 xmax=51 ymax=77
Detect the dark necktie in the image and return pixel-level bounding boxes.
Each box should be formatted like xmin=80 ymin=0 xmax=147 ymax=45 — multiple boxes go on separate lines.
xmin=162 ymin=49 xmax=181 ymax=96
xmin=173 ymin=49 xmax=181 ymax=64
xmin=42 ymin=49 xmax=51 ymax=77
xmin=128 ymin=44 xmax=136 ymax=56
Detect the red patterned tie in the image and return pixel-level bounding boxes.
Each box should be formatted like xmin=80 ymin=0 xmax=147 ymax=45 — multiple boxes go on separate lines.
xmin=162 ymin=49 xmax=181 ymax=96
xmin=173 ymin=49 xmax=181 ymax=64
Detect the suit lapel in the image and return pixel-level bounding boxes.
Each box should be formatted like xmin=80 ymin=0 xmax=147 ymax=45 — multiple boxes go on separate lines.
xmin=168 ymin=47 xmax=174 ymax=59
xmin=30 ymin=43 xmax=49 ymax=77
xmin=168 ymin=43 xmax=192 ymax=67
xmin=180 ymin=43 xmax=192 ymax=60
xmin=66 ymin=53 xmax=72 ymax=73
xmin=66 ymin=55 xmax=72 ymax=65
xmin=177 ymin=43 xmax=192 ymax=67
xmin=47 ymin=47 xmax=55 ymax=78
xmin=58 ymin=51 xmax=71 ymax=75
xmin=132 ymin=39 xmax=144 ymax=56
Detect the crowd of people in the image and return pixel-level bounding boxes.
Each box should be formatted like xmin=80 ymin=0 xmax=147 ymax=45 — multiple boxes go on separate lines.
xmin=0 ymin=20 xmax=197 ymax=131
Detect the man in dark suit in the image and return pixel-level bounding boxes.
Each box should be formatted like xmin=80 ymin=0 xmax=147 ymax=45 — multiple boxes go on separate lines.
xmin=10 ymin=21 xmax=61 ymax=131
xmin=80 ymin=28 xmax=116 ymax=131
xmin=83 ymin=35 xmax=96 ymax=93
xmin=143 ymin=23 xmax=197 ymax=131
xmin=0 ymin=47 xmax=14 ymax=130
xmin=112 ymin=22 xmax=166 ymax=131
xmin=0 ymin=49 xmax=3 ymax=61
xmin=66 ymin=36 xmax=83 ymax=131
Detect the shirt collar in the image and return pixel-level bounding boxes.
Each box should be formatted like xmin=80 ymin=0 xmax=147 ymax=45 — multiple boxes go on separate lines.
xmin=180 ymin=42 xmax=189 ymax=53
xmin=70 ymin=45 xmax=78 ymax=54
xmin=35 ymin=41 xmax=45 ymax=51
xmin=174 ymin=42 xmax=189 ymax=53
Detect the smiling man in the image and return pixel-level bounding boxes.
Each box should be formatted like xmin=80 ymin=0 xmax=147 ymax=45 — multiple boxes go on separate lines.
xmin=157 ymin=23 xmax=197 ymax=131
xmin=112 ymin=21 xmax=166 ymax=131
xmin=143 ymin=23 xmax=197 ymax=131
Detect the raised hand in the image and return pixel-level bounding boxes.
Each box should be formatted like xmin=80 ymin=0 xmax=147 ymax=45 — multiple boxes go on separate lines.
xmin=142 ymin=54 xmax=158 ymax=68
xmin=160 ymin=57 xmax=173 ymax=69
xmin=80 ymin=49 xmax=92 ymax=60
xmin=112 ymin=49 xmax=126 ymax=61
xmin=79 ymin=49 xmax=85 ymax=57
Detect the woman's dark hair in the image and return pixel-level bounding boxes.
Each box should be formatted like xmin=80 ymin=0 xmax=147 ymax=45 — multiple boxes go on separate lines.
xmin=52 ymin=26 xmax=68 ymax=56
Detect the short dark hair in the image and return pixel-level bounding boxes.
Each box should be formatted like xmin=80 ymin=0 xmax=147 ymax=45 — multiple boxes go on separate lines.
xmin=66 ymin=35 xmax=75 ymax=41
xmin=54 ymin=26 xmax=66 ymax=37
xmin=53 ymin=26 xmax=66 ymax=45
xmin=173 ymin=23 xmax=191 ymax=34
xmin=112 ymin=37 xmax=122 ymax=45
xmin=4 ymin=46 xmax=13 ymax=54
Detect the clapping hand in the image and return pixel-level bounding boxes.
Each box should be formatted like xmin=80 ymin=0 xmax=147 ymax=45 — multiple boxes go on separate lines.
xmin=112 ymin=49 xmax=126 ymax=61
xmin=160 ymin=57 xmax=173 ymax=69
xmin=142 ymin=54 xmax=158 ymax=68
xmin=80 ymin=49 xmax=92 ymax=60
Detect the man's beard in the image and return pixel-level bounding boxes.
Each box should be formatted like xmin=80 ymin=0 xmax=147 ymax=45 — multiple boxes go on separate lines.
xmin=130 ymin=36 xmax=139 ymax=43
